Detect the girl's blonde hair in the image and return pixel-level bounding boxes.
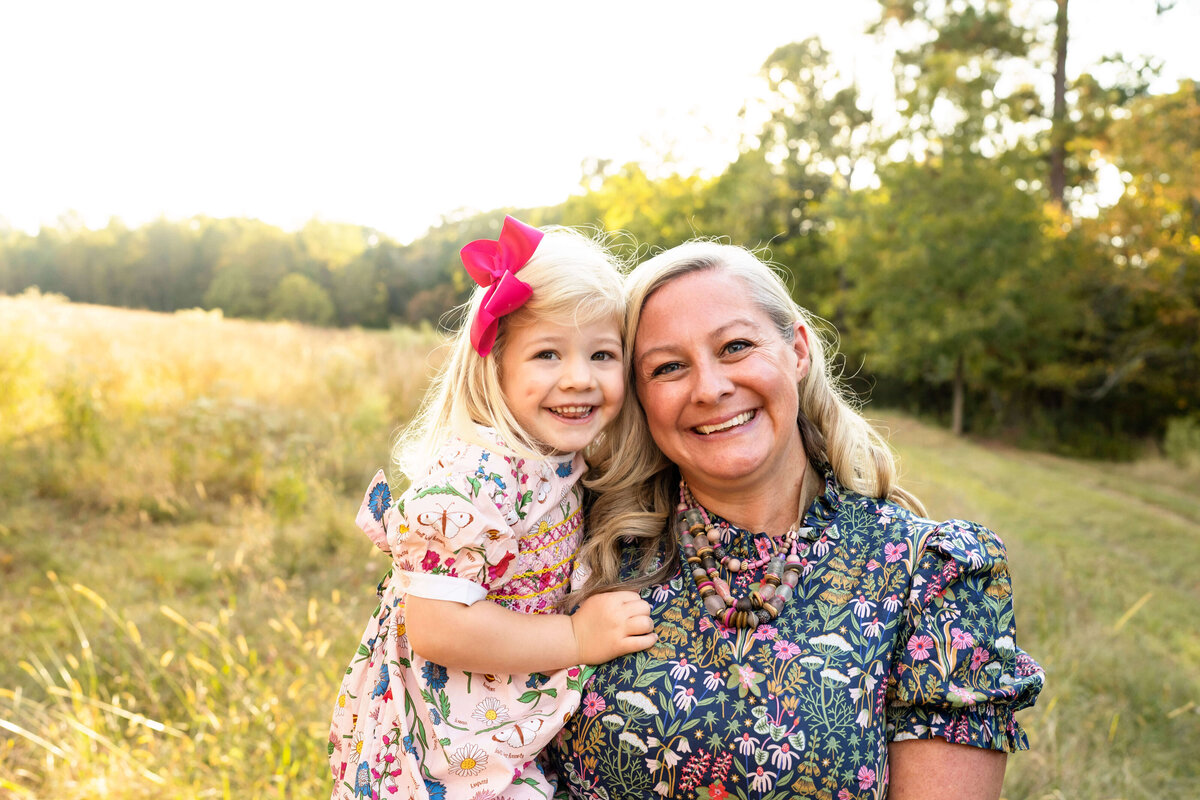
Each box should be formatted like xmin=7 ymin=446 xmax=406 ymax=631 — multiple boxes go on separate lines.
xmin=394 ymin=225 xmax=626 ymax=481
xmin=574 ymin=241 xmax=925 ymax=601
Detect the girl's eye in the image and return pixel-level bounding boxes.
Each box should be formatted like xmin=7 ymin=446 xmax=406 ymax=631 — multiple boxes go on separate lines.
xmin=591 ymin=350 xmax=620 ymax=362
xmin=535 ymin=350 xmax=559 ymax=360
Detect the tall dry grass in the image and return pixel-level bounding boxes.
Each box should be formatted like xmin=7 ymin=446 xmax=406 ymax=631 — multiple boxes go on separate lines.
xmin=2 ymin=293 xmax=1197 ymax=798
xmin=1 ymin=291 xmax=441 ymax=797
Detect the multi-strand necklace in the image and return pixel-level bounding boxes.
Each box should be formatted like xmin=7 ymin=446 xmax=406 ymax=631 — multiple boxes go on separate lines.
xmin=677 ymin=482 xmax=811 ymax=629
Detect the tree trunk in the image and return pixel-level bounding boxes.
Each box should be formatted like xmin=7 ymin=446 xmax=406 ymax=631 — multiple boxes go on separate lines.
xmin=952 ymin=353 xmax=965 ymax=436
xmin=1049 ymin=0 xmax=1069 ymax=208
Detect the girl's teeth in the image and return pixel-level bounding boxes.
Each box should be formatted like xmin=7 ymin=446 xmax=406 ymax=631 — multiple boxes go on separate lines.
xmin=552 ymin=406 xmax=593 ymax=419
xmin=696 ymin=411 xmax=754 ymax=435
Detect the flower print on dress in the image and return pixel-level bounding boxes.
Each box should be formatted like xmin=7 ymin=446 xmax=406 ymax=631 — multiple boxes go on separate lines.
xmin=421 ymin=661 xmax=449 ymax=690
xmin=582 ymin=692 xmax=606 ymax=718
xmin=448 ymin=744 xmax=489 ymax=776
xmin=546 ymin=467 xmax=1043 ymax=799
xmin=884 ymin=541 xmax=907 ymax=563
xmin=368 ymin=481 xmax=392 ymax=522
xmin=471 ymin=698 xmax=510 ymax=726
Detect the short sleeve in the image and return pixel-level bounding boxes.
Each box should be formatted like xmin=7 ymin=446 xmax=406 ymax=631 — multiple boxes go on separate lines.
xmin=386 ymin=440 xmax=523 ymax=606
xmin=886 ymin=519 xmax=1045 ymax=752
xmin=354 ymin=470 xmax=397 ymax=555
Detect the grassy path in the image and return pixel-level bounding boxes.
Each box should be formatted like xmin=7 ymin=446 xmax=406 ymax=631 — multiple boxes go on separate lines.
xmin=878 ymin=413 xmax=1200 ymax=799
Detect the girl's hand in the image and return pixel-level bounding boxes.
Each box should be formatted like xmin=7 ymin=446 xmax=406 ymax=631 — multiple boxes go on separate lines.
xmin=570 ymin=591 xmax=656 ymax=664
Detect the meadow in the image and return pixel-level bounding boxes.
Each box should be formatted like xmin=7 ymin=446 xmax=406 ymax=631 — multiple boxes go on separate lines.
xmin=1 ymin=293 xmax=1197 ymax=799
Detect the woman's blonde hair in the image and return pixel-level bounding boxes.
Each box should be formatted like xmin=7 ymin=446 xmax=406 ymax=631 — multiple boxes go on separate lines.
xmin=394 ymin=226 xmax=626 ymax=480
xmin=574 ymin=241 xmax=925 ymax=601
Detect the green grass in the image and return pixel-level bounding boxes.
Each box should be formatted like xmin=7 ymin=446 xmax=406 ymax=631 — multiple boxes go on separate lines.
xmin=2 ymin=294 xmax=1197 ymax=799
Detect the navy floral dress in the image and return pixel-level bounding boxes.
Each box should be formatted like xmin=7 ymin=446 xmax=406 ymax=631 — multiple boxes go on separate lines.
xmin=546 ymin=467 xmax=1044 ymax=800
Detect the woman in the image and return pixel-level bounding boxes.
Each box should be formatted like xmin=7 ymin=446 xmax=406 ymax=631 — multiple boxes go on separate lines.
xmin=547 ymin=242 xmax=1044 ymax=800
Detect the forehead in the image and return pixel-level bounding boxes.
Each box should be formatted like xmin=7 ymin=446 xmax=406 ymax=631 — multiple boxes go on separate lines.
xmin=505 ymin=312 xmax=622 ymax=344
xmin=634 ymin=270 xmax=771 ymax=354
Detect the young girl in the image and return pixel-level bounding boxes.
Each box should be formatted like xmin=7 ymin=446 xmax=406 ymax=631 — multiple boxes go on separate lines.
xmin=328 ymin=217 xmax=655 ymax=800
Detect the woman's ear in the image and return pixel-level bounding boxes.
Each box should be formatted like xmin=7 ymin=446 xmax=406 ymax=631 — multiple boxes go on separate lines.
xmin=793 ymin=322 xmax=811 ymax=381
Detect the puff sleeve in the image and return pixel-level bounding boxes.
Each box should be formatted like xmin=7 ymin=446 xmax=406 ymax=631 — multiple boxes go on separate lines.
xmin=886 ymin=519 xmax=1045 ymax=752
xmin=355 ymin=440 xmax=525 ymax=607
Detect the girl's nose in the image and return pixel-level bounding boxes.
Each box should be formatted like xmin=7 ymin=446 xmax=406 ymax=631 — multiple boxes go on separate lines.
xmin=558 ymin=355 xmax=596 ymax=390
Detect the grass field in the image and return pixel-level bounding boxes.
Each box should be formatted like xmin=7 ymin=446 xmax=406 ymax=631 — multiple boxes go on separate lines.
xmin=1 ymin=293 xmax=1197 ymax=799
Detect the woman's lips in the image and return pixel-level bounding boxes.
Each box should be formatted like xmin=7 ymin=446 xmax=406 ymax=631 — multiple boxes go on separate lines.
xmin=694 ymin=409 xmax=756 ymax=435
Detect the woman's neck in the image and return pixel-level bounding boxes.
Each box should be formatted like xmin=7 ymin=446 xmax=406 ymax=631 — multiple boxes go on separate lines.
xmin=684 ymin=458 xmax=818 ymax=538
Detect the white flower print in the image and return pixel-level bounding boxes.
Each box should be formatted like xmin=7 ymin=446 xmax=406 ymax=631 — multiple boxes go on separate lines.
xmin=471 ymin=697 xmax=510 ymax=726
xmin=703 ymin=669 xmax=723 ymax=691
xmin=651 ymin=583 xmax=675 ymax=603
xmin=448 ymin=744 xmax=489 ymax=776
xmin=768 ymin=740 xmax=800 ymax=769
xmin=750 ymin=765 xmax=778 ymax=792
xmin=673 ymin=683 xmax=698 ymax=711
xmin=850 ymin=594 xmax=877 ymax=618
xmin=618 ymin=731 xmax=648 ymax=753
xmin=736 ymin=732 xmax=761 ymax=756
xmin=668 ymin=657 xmax=698 ymax=680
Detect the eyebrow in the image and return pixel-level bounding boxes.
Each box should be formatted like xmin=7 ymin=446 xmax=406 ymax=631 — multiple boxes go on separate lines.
xmin=635 ymin=318 xmax=762 ymax=365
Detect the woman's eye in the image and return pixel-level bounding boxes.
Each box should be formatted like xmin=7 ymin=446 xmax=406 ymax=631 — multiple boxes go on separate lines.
xmin=723 ymin=340 xmax=751 ymax=355
xmin=650 ymin=361 xmax=682 ymax=377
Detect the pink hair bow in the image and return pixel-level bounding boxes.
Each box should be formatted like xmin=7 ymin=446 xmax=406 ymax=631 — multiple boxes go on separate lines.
xmin=461 ymin=215 xmax=544 ymax=357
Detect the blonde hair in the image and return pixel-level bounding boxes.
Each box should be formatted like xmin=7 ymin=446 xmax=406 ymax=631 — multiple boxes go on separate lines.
xmin=574 ymin=241 xmax=925 ymax=600
xmin=394 ymin=226 xmax=626 ymax=480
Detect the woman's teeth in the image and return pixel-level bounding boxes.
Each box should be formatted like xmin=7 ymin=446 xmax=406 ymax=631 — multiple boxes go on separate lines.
xmin=695 ymin=410 xmax=755 ymax=435
xmin=551 ymin=406 xmax=593 ymax=419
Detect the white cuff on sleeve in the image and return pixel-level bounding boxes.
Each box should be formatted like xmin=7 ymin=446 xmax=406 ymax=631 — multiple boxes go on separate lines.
xmin=398 ymin=571 xmax=488 ymax=606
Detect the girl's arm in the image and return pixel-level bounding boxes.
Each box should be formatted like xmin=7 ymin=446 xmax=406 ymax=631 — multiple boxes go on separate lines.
xmin=405 ymin=590 xmax=655 ymax=673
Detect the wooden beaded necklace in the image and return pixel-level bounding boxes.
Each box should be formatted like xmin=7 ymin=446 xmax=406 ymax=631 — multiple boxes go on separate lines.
xmin=677 ymin=482 xmax=813 ymax=629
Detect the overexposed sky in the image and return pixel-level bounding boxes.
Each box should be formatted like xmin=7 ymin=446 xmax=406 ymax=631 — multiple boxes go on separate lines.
xmin=1 ymin=0 xmax=1196 ymax=243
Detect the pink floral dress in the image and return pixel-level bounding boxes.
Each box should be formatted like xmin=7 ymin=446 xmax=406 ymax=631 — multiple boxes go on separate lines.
xmin=329 ymin=430 xmax=591 ymax=800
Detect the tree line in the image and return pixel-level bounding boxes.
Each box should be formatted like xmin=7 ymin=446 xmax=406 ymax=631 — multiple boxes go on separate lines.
xmin=2 ymin=0 xmax=1196 ymax=456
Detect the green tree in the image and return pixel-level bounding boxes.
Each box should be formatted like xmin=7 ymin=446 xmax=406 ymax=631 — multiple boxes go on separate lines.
xmin=847 ymin=159 xmax=1056 ymax=434
xmin=267 ymin=273 xmax=336 ymax=325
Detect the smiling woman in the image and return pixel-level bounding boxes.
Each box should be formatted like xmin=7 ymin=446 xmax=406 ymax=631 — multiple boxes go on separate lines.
xmin=548 ymin=241 xmax=1044 ymax=800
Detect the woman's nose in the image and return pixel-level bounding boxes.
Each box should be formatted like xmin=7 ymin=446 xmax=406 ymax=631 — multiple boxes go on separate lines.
xmin=690 ymin=359 xmax=733 ymax=404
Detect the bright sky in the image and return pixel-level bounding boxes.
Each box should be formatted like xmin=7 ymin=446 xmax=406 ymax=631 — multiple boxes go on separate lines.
xmin=1 ymin=0 xmax=1196 ymax=243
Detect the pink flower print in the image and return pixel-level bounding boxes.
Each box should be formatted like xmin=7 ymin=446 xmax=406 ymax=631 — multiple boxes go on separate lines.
xmin=839 ymin=790 xmax=851 ymax=800
xmin=950 ymin=627 xmax=974 ymax=650
xmin=486 ymin=551 xmax=515 ymax=584
xmin=773 ymin=640 xmax=801 ymax=660
xmin=752 ymin=624 xmax=777 ymax=641
xmin=858 ymin=765 xmax=877 ymax=790
xmin=421 ymin=550 xmax=441 ymax=571
xmin=906 ymin=634 xmax=935 ymax=661
xmin=383 ymin=753 xmax=395 ymax=764
xmin=866 ymin=558 xmax=880 ymax=572
xmin=387 ymin=786 xmax=398 ymax=794
xmin=971 ymin=646 xmax=991 ymax=670
xmin=582 ymin=692 xmax=607 ymax=718
xmin=884 ymin=541 xmax=907 ymax=563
